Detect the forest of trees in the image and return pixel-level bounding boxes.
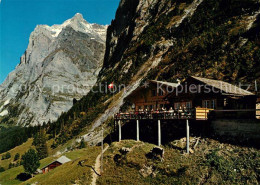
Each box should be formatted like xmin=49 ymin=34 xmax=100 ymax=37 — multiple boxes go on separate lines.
xmin=0 ymin=125 xmax=41 ymax=153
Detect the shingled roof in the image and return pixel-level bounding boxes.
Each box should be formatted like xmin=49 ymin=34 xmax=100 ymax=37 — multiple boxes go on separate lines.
xmin=127 ymin=80 xmax=179 ymax=99
xmin=41 ymin=156 xmax=71 ymax=170
xmin=191 ymin=76 xmax=254 ymax=96
xmin=149 ymin=80 xmax=179 ymax=88
xmin=56 ymin=156 xmax=71 ymax=164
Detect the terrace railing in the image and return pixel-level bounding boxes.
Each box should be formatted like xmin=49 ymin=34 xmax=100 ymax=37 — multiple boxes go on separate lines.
xmin=114 ymin=109 xmax=195 ymax=120
xmin=114 ymin=109 xmax=260 ymax=120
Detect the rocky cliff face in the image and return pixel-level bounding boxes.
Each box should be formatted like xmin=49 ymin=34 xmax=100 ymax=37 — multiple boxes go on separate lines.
xmin=0 ymin=13 xmax=107 ymax=126
xmin=101 ymin=0 xmax=260 ymax=85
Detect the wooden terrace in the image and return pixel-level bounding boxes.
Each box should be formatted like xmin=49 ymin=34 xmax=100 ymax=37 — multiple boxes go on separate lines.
xmin=114 ymin=108 xmax=260 ymax=153
xmin=114 ymin=108 xmax=214 ymax=121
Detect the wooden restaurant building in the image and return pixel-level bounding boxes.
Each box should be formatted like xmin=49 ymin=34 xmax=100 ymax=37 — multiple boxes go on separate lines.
xmin=166 ymin=76 xmax=257 ymax=119
xmin=126 ymin=80 xmax=179 ymax=111
xmin=114 ymin=76 xmax=258 ymax=149
xmin=118 ymin=76 xmax=257 ymax=120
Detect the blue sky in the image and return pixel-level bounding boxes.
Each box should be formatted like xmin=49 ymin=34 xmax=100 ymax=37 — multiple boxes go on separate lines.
xmin=0 ymin=0 xmax=120 ymax=84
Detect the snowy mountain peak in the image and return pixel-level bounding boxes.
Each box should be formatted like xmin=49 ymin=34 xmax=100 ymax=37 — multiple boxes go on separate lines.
xmin=31 ymin=13 xmax=107 ymax=41
xmin=70 ymin=13 xmax=86 ymax=22
xmin=0 ymin=15 xmax=107 ymax=126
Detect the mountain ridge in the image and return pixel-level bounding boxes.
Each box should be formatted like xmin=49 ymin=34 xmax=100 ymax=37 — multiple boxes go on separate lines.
xmin=0 ymin=13 xmax=107 ymax=126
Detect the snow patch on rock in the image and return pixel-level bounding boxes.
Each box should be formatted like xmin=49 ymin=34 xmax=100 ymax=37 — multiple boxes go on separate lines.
xmin=0 ymin=110 xmax=8 ymax=116
xmin=246 ymin=10 xmax=260 ymax=30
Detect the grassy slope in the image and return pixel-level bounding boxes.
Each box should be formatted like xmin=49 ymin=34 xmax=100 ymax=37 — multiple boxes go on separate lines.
xmin=23 ymin=146 xmax=101 ymax=185
xmin=0 ymin=137 xmax=66 ymax=170
xmin=0 ymin=139 xmax=34 ymax=170
xmin=0 ymin=146 xmax=101 ymax=185
xmin=98 ymin=139 xmax=260 ymax=184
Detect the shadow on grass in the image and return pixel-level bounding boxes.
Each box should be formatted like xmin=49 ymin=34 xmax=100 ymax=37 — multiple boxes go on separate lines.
xmin=16 ymin=172 xmax=32 ymax=181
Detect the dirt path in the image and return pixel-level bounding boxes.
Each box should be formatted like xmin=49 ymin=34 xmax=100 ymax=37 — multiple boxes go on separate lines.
xmin=91 ymin=145 xmax=109 ymax=185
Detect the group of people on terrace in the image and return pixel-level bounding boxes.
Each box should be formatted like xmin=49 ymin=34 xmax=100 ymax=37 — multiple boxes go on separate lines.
xmin=115 ymin=106 xmax=194 ymax=120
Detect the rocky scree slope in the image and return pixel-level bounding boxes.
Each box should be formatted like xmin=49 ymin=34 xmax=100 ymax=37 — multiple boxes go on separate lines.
xmin=0 ymin=13 xmax=107 ymax=126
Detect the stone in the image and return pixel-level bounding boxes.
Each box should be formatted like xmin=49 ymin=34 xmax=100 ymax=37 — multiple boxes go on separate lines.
xmin=151 ymin=147 xmax=164 ymax=158
xmin=139 ymin=165 xmax=153 ymax=177
xmin=119 ymin=147 xmax=131 ymax=155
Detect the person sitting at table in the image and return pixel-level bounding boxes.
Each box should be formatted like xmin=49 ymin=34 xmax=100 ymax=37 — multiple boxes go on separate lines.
xmin=168 ymin=107 xmax=174 ymax=118
xmin=162 ymin=107 xmax=167 ymax=118
xmin=169 ymin=107 xmax=174 ymax=112
xmin=183 ymin=106 xmax=188 ymax=118
xmin=154 ymin=108 xmax=159 ymax=119
xmin=144 ymin=108 xmax=148 ymax=118
xmin=178 ymin=106 xmax=183 ymax=118
xmin=150 ymin=108 xmax=153 ymax=117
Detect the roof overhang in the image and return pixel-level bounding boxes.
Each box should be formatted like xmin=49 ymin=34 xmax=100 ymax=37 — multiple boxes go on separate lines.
xmin=41 ymin=161 xmax=62 ymax=170
xmin=126 ymin=80 xmax=179 ymax=100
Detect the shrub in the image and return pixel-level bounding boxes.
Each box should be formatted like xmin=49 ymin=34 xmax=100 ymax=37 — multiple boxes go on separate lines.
xmin=79 ymin=140 xmax=86 ymax=149
xmin=9 ymin=162 xmax=15 ymax=169
xmin=0 ymin=166 xmax=5 ymax=172
xmin=6 ymin=152 xmax=11 ymax=159
xmin=1 ymin=152 xmax=11 ymax=160
xmin=206 ymin=149 xmax=236 ymax=181
xmin=14 ymin=153 xmax=20 ymax=161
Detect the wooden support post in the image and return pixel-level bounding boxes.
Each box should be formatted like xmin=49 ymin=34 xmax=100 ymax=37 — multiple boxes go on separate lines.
xmin=101 ymin=127 xmax=104 ymax=173
xmin=136 ymin=120 xmax=139 ymax=141
xmin=118 ymin=120 xmax=121 ymax=142
xmin=186 ymin=119 xmax=190 ymax=154
xmin=158 ymin=120 xmax=161 ymax=146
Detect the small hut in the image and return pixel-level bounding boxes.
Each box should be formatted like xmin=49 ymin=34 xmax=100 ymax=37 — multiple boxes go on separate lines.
xmin=41 ymin=156 xmax=71 ymax=174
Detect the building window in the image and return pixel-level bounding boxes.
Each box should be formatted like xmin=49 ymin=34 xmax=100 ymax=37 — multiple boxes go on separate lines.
xmin=202 ymin=100 xmax=216 ymax=109
xmin=224 ymin=98 xmax=227 ymax=107
xmin=186 ymin=102 xmax=192 ymax=109
xmin=174 ymin=103 xmax=180 ymax=109
xmin=174 ymin=101 xmax=192 ymax=109
xmin=152 ymin=89 xmax=157 ymax=97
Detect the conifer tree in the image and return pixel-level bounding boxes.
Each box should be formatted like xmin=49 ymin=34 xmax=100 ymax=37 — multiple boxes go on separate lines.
xmin=14 ymin=153 xmax=20 ymax=161
xmin=22 ymin=149 xmax=40 ymax=176
xmin=79 ymin=139 xmax=86 ymax=149
xmin=33 ymin=129 xmax=48 ymax=159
